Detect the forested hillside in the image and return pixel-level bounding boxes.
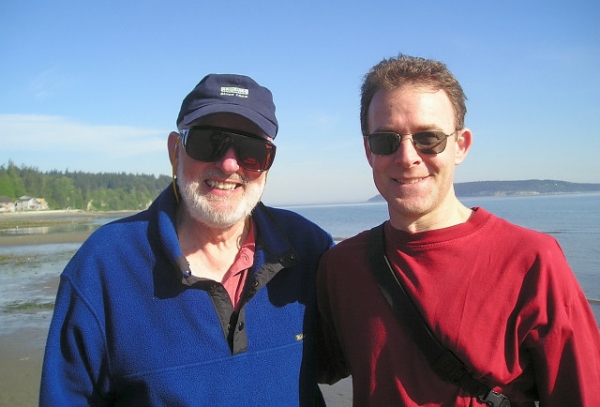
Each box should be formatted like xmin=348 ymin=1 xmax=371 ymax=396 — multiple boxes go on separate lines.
xmin=0 ymin=161 xmax=171 ymax=211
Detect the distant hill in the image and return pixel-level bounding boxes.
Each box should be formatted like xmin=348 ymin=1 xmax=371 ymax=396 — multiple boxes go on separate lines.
xmin=367 ymin=180 xmax=600 ymax=202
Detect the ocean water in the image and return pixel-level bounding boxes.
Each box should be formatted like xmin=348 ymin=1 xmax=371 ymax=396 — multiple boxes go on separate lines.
xmin=284 ymin=193 xmax=600 ymax=306
xmin=295 ymin=192 xmax=600 ymax=402
xmin=0 ymin=193 xmax=598 ymax=334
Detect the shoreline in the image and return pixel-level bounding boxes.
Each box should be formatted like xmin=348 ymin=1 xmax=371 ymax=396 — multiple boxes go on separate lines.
xmin=0 ymin=230 xmax=95 ymax=246
xmin=1 ymin=208 xmax=597 ymax=406
xmin=0 ymin=210 xmax=139 ymax=247
xmin=0 ymin=209 xmax=139 ymax=221
xmin=0 ymin=212 xmax=124 ymax=404
xmin=0 ymin=213 xmax=354 ymax=406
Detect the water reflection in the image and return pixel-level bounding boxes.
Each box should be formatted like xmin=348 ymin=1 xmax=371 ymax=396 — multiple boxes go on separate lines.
xmin=0 ymin=243 xmax=80 ymax=335
xmin=0 ymin=214 xmax=126 ymax=335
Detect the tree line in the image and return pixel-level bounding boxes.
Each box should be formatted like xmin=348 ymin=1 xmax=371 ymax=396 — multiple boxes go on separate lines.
xmin=0 ymin=161 xmax=171 ymax=211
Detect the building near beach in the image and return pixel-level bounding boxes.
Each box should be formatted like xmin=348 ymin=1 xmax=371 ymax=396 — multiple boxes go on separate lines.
xmin=0 ymin=195 xmax=15 ymax=212
xmin=15 ymin=196 xmax=48 ymax=211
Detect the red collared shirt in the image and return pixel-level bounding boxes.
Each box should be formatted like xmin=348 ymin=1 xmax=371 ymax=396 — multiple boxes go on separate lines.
xmin=221 ymin=219 xmax=255 ymax=309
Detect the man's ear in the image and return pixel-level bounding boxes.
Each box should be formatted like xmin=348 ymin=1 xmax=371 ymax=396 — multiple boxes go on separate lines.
xmin=168 ymin=132 xmax=182 ymax=203
xmin=168 ymin=132 xmax=180 ymax=166
xmin=454 ymin=128 xmax=472 ymax=165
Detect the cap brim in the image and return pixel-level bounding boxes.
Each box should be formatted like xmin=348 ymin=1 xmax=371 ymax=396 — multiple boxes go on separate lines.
xmin=181 ymin=104 xmax=277 ymax=139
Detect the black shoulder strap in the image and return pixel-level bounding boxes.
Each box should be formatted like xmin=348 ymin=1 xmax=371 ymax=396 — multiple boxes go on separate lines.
xmin=367 ymin=223 xmax=511 ymax=407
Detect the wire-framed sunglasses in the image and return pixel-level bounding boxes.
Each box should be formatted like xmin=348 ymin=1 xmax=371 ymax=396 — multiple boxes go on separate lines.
xmin=364 ymin=130 xmax=457 ymax=155
xmin=180 ymin=126 xmax=276 ymax=172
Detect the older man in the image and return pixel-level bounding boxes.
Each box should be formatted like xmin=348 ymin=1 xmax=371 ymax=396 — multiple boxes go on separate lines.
xmin=41 ymin=74 xmax=333 ymax=406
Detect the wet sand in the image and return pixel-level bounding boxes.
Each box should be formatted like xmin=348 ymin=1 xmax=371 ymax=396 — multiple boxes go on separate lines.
xmin=0 ymin=210 xmax=138 ymax=246
xmin=0 ymin=324 xmax=351 ymax=407
xmin=0 ymin=212 xmax=86 ymax=405
xmin=0 ymin=230 xmax=95 ymax=247
xmin=0 ymin=327 xmax=48 ymax=407
xmin=0 ymin=210 xmax=353 ymax=406
xmin=320 ymin=378 xmax=353 ymax=405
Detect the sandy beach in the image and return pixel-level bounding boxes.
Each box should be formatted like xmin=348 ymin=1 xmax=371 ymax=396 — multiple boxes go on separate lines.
xmin=0 ymin=321 xmax=351 ymax=406
xmin=0 ymin=209 xmax=352 ymax=406
xmin=0 ymin=327 xmax=48 ymax=406
xmin=0 ymin=211 xmax=97 ymax=405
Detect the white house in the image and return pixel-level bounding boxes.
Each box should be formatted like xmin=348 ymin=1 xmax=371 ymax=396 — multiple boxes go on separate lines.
xmin=15 ymin=196 xmax=49 ymax=211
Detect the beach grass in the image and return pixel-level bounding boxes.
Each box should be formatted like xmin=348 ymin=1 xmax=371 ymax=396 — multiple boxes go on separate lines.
xmin=0 ymin=253 xmax=45 ymax=267
xmin=4 ymin=300 xmax=55 ymax=312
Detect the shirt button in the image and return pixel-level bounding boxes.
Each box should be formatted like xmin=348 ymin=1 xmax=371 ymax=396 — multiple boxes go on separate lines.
xmin=238 ymin=322 xmax=244 ymax=331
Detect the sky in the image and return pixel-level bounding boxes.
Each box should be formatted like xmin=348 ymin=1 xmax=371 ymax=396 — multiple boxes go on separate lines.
xmin=1 ymin=1 xmax=599 ymax=206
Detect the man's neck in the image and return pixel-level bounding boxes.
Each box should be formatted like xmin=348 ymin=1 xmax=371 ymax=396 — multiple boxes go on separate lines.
xmin=176 ymin=206 xmax=250 ymax=282
xmin=390 ymin=200 xmax=473 ymax=234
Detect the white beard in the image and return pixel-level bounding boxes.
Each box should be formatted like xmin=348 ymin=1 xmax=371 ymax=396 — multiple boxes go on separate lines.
xmin=176 ymin=159 xmax=265 ymax=229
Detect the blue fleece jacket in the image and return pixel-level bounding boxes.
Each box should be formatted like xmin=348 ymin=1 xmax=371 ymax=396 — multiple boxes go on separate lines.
xmin=40 ymin=187 xmax=334 ymax=406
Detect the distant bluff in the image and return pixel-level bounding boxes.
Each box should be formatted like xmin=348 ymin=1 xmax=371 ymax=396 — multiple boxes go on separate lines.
xmin=368 ymin=179 xmax=600 ymax=202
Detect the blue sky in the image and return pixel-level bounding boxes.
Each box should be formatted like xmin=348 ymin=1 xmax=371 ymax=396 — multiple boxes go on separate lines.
xmin=1 ymin=1 xmax=599 ymax=205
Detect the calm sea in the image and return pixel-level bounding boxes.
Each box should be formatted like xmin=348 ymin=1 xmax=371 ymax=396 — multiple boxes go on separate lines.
xmin=0 ymin=193 xmax=598 ymax=335
xmin=284 ymin=193 xmax=600 ymax=316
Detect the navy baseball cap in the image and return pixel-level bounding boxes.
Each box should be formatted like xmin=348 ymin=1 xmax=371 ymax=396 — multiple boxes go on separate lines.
xmin=176 ymin=74 xmax=278 ymax=139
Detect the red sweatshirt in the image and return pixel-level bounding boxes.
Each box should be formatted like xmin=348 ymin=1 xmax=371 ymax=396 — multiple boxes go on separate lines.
xmin=317 ymin=207 xmax=600 ymax=407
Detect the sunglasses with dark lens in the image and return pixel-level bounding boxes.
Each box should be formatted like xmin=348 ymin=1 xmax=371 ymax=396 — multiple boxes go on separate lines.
xmin=365 ymin=131 xmax=456 ymax=155
xmin=180 ymin=126 xmax=276 ymax=172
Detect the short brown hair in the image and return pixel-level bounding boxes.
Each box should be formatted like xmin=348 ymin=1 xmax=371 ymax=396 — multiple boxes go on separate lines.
xmin=360 ymin=54 xmax=467 ymax=135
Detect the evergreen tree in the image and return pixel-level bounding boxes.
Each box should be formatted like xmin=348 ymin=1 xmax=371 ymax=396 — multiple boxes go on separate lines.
xmin=1 ymin=161 xmax=170 ymax=210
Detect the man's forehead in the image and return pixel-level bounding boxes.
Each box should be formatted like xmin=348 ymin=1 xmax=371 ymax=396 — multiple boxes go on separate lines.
xmin=368 ymin=86 xmax=456 ymax=131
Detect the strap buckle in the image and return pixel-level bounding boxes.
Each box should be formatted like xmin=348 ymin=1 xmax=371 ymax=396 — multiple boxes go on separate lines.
xmin=478 ymin=389 xmax=511 ymax=407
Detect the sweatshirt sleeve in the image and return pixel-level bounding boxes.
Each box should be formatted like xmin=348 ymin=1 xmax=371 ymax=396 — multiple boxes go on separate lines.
xmin=315 ymin=250 xmax=351 ymax=385
xmin=525 ymin=239 xmax=600 ymax=406
xmin=39 ymin=275 xmax=113 ymax=406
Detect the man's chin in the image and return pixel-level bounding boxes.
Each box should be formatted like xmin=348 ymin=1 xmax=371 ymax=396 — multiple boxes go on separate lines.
xmin=177 ymin=172 xmax=265 ymax=229
xmin=183 ymin=193 xmax=260 ymax=229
